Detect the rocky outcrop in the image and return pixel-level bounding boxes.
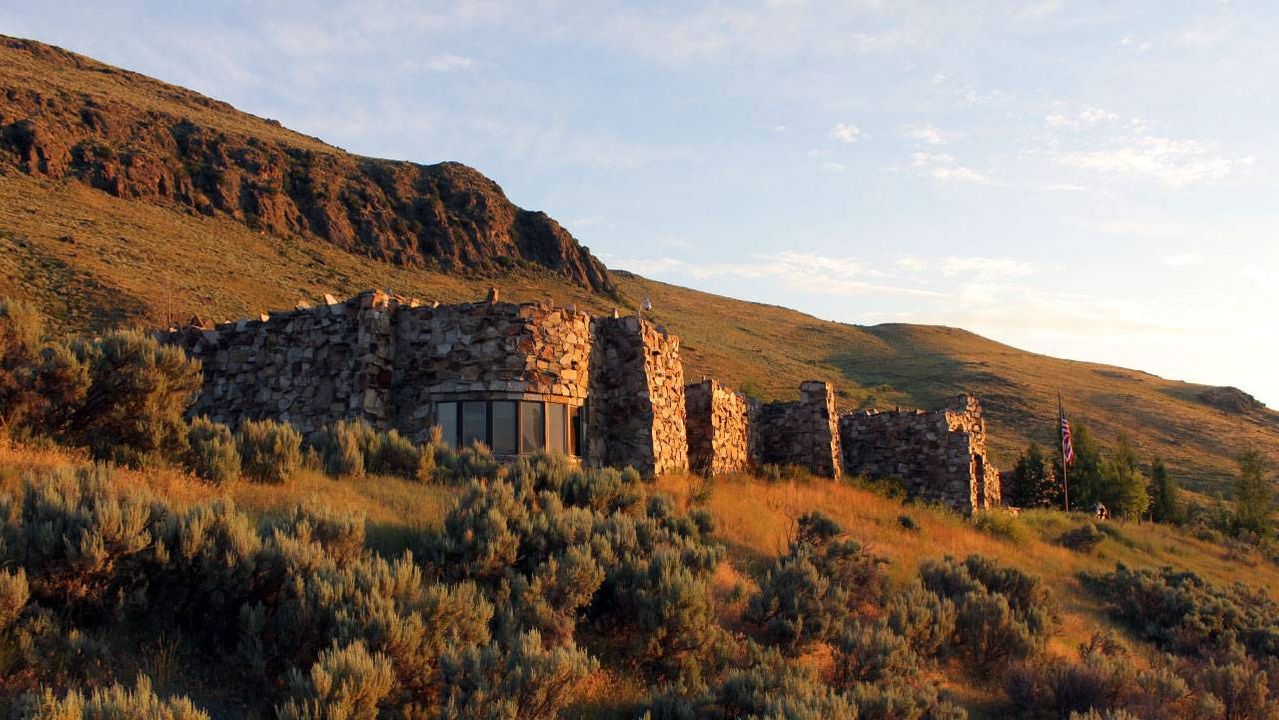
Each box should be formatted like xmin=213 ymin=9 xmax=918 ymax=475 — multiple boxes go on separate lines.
xmin=0 ymin=36 xmax=614 ymax=294
xmin=1197 ymin=386 xmax=1266 ymax=415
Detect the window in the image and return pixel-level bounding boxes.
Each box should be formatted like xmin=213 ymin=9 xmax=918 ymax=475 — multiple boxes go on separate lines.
xmin=462 ymin=402 xmax=487 ymax=447
xmin=492 ymin=401 xmax=517 ymax=454
xmin=521 ymin=401 xmax=545 ymax=453
xmin=569 ymin=405 xmax=582 ymax=457
xmin=436 ymin=402 xmax=458 ymax=448
xmin=548 ymin=403 xmax=567 ymax=455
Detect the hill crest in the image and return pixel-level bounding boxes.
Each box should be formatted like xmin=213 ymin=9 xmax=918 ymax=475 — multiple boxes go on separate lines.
xmin=0 ymin=35 xmax=614 ymax=293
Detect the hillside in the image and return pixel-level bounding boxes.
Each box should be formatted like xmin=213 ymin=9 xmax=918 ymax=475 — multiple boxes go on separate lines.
xmin=0 ymin=35 xmax=613 ymax=293
xmin=1 ymin=36 xmax=1276 ymax=492
xmin=4 ymin=440 xmax=1279 ymax=718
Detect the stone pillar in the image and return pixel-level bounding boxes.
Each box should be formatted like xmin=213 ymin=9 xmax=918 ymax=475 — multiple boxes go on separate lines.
xmin=685 ymin=379 xmax=751 ymax=476
xmin=752 ymin=380 xmax=842 ymax=479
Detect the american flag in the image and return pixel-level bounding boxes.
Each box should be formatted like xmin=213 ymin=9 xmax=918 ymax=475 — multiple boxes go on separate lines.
xmin=1060 ymin=407 xmax=1075 ymax=465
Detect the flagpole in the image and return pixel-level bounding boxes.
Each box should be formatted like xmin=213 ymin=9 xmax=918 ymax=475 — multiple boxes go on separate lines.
xmin=1059 ymin=392 xmax=1070 ymax=514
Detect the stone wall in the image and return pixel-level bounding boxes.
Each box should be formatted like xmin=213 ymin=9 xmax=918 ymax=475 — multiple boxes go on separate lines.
xmin=685 ymin=379 xmax=751 ymax=476
xmin=164 ymin=290 xmax=397 ymax=436
xmin=754 ymin=381 xmax=842 ymax=479
xmin=587 ymin=316 xmax=689 ymax=477
xmin=839 ymin=395 xmax=1000 ymax=512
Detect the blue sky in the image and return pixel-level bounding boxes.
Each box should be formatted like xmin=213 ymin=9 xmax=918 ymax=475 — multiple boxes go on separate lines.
xmin=4 ymin=1 xmax=1276 ymax=407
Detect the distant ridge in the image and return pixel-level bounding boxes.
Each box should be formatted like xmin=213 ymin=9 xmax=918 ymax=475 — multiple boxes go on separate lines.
xmin=0 ymin=35 xmax=615 ymax=293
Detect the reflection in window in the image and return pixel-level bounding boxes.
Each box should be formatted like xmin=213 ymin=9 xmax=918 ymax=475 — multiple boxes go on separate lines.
xmin=569 ymin=406 xmax=582 ymax=457
xmin=436 ymin=402 xmax=458 ymax=448
xmin=548 ymin=403 xmax=567 ymax=455
xmin=521 ymin=401 xmax=545 ymax=452
xmin=492 ymin=401 xmax=517 ymax=454
xmin=462 ymin=402 xmax=487 ymax=447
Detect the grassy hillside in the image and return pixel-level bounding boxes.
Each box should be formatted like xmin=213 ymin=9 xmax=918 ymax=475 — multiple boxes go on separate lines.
xmin=1 ymin=172 xmax=1276 ymax=493
xmin=3 ymin=439 xmax=1277 ymax=718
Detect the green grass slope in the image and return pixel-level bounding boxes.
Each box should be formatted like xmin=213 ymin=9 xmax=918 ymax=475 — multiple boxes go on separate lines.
xmin=2 ymin=172 xmax=1275 ymax=493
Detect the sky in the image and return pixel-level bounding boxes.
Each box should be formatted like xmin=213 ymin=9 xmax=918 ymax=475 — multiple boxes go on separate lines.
xmin=3 ymin=1 xmax=1276 ymax=407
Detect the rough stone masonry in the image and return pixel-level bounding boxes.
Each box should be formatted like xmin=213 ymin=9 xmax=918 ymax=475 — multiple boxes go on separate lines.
xmin=165 ymin=290 xmax=1000 ymax=511
xmin=840 ymin=395 xmax=1001 ymax=511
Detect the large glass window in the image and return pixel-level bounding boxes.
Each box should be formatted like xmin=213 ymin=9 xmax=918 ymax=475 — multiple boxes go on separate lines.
xmin=462 ymin=401 xmax=487 ymax=447
xmin=436 ymin=402 xmax=458 ymax=448
xmin=521 ymin=401 xmax=545 ymax=453
xmin=547 ymin=403 xmax=567 ymax=455
xmin=492 ymin=401 xmax=517 ymax=454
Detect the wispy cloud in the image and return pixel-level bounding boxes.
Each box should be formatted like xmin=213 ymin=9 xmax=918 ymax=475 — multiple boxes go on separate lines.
xmin=830 ymin=122 xmax=862 ymax=143
xmin=902 ymin=122 xmax=947 ymax=145
xmin=414 ymin=54 xmax=475 ymax=73
xmin=910 ymin=152 xmax=991 ymax=184
xmin=1055 ymin=136 xmax=1238 ymax=188
xmin=940 ymin=257 xmax=1038 ymax=281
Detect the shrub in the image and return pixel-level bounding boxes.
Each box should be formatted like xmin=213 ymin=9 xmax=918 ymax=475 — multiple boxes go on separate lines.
xmin=1060 ymin=523 xmax=1106 ymax=553
xmin=276 ymin=640 xmax=396 ymax=720
xmin=1 ymin=464 xmax=158 ymax=613
xmin=832 ymin=620 xmax=919 ymax=688
xmin=0 ymin=568 xmax=28 ymax=630
xmin=1083 ymin=563 xmax=1279 ymax=662
xmin=747 ymin=512 xmax=886 ymax=652
xmin=898 ymin=514 xmax=921 ymax=533
xmin=185 ymin=416 xmax=241 ymax=484
xmin=972 ymin=510 xmax=1030 ymax=545
xmin=439 ymin=630 xmax=598 ymax=720
xmin=368 ymin=429 xmax=419 ymax=479
xmin=13 ymin=674 xmax=209 ymax=719
xmin=921 ymin=555 xmax=1053 ymax=675
xmin=237 ymin=418 xmax=302 ymax=484
xmin=953 ymin=591 xmax=1043 ymax=675
xmin=440 ymin=440 xmax=502 ymax=483
xmin=886 ymin=583 xmax=956 ymax=660
xmin=312 ymin=420 xmax=366 ymax=480
xmin=0 ymin=298 xmax=45 ymax=436
xmin=48 ymin=330 xmax=203 ymax=466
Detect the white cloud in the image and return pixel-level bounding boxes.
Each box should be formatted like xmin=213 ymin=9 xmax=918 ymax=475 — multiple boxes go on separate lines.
xmin=910 ymin=152 xmax=991 ymax=184
xmin=1055 ymin=136 xmax=1237 ymax=187
xmin=830 ymin=122 xmax=862 ymax=143
xmin=420 ymin=54 xmax=474 ymax=72
xmin=1039 ymin=183 xmax=1088 ymax=192
xmin=1046 ymin=107 xmax=1119 ymax=129
xmin=1017 ymin=0 xmax=1065 ymax=19
xmin=1119 ymin=33 xmax=1153 ymax=51
xmin=902 ymin=122 xmax=947 ymax=145
xmin=940 ymin=257 xmax=1038 ymax=281
xmin=822 ymin=161 xmax=848 ymax=172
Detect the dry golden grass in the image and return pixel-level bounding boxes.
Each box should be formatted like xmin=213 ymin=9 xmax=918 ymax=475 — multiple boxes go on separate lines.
xmin=0 ymin=439 xmax=458 ymax=556
xmin=658 ymin=470 xmax=1279 ymax=664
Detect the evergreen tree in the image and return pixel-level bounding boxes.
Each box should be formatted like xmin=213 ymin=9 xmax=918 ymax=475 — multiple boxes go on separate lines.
xmin=1233 ymin=449 xmax=1274 ymax=536
xmin=1103 ymin=437 xmax=1149 ymax=521
xmin=1147 ymin=458 xmax=1181 ymax=524
xmin=1006 ymin=443 xmax=1061 ymax=509
xmin=1058 ymin=423 xmax=1104 ymax=512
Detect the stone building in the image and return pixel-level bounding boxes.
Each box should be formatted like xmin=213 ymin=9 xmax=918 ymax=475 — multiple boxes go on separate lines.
xmin=165 ymin=290 xmax=1000 ymax=509
xmin=839 ymin=395 xmax=1001 ymax=511
xmin=165 ymin=289 xmax=686 ymax=477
